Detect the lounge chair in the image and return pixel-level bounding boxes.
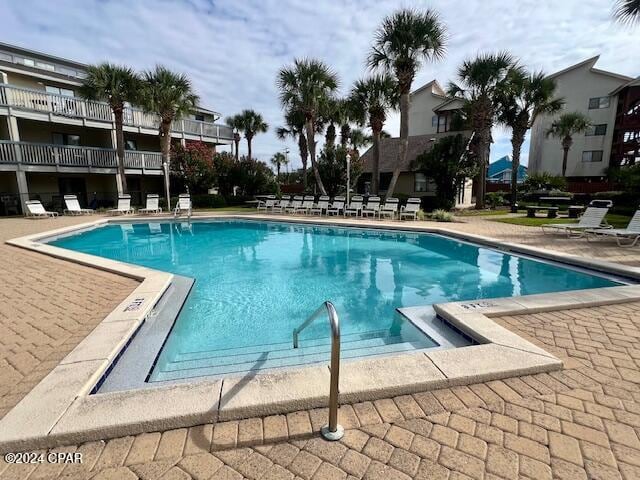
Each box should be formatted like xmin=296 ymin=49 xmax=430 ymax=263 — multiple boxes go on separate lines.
xmin=63 ymin=195 xmax=93 ymax=215
xmin=257 ymin=195 xmax=276 ymax=213
xmin=174 ymin=194 xmax=192 ymax=218
xmin=310 ymin=195 xmax=330 ymax=216
xmin=295 ymin=195 xmax=315 ymax=215
xmin=272 ymin=195 xmax=291 ymax=214
xmin=362 ymin=196 xmax=381 ymax=218
xmin=379 ymin=197 xmax=399 ymax=220
xmin=344 ymin=196 xmax=364 ymax=217
xmin=541 ymin=207 xmax=610 ymax=238
xmin=139 ymin=194 xmax=163 ymax=215
xmin=285 ymin=195 xmax=303 ymax=214
xmin=586 ymin=209 xmax=640 ymax=247
xmin=327 ymin=196 xmax=345 ymax=216
xmin=108 ymin=195 xmax=135 ymax=215
xmin=25 ymin=200 xmax=58 ymax=218
xmin=400 ymin=198 xmax=422 ymax=220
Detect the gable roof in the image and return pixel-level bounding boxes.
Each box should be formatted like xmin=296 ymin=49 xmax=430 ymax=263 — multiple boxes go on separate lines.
xmin=548 ymin=55 xmax=633 ymax=82
xmin=610 ymin=76 xmax=640 ymax=95
xmin=410 ymin=79 xmax=447 ymax=98
xmin=488 ymin=156 xmax=527 ymax=180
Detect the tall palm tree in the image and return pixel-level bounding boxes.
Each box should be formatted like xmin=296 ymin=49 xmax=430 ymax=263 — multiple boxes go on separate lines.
xmin=276 ymin=108 xmax=309 ymax=187
xmin=349 ymin=74 xmax=399 ymax=193
xmin=448 ymin=51 xmax=517 ymax=208
xmin=238 ymin=109 xmax=268 ymax=161
xmin=140 ymin=66 xmax=199 ymax=205
xmin=546 ymin=112 xmax=592 ymax=177
xmin=225 ymin=114 xmax=242 ymax=160
xmin=613 ymin=0 xmax=640 ymax=23
xmin=497 ymin=69 xmax=563 ymax=211
xmin=80 ymin=63 xmax=140 ymax=194
xmin=368 ymin=8 xmax=447 ymax=196
xmin=270 ymin=151 xmax=288 ymax=179
xmin=348 ymin=128 xmax=371 ymax=156
xmin=277 ymin=58 xmax=339 ymax=195
xmin=322 ymin=98 xmax=353 ymax=149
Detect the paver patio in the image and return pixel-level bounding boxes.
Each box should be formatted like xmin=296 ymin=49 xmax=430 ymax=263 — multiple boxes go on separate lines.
xmin=1 ymin=213 xmax=639 ymax=479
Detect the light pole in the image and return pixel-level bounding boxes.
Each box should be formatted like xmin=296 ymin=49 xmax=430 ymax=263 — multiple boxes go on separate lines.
xmin=346 ymin=153 xmax=351 ymax=205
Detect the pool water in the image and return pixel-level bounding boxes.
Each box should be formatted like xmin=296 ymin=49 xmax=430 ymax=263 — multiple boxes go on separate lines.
xmin=52 ymin=220 xmax=620 ymax=381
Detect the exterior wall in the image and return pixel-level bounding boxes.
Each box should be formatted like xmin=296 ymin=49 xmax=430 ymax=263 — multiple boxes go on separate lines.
xmin=16 ymin=118 xmax=112 ymax=147
xmin=408 ymin=88 xmax=446 ymax=136
xmin=124 ymin=132 xmax=161 ymax=152
xmin=0 ymin=172 xmax=18 ymax=193
xmin=529 ymin=61 xmax=629 ymax=178
xmin=393 ymin=172 xmax=436 ymax=197
xmin=3 ymin=71 xmax=79 ymax=92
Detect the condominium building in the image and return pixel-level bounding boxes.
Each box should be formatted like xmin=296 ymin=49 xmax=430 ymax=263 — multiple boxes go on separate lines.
xmin=528 ymin=56 xmax=639 ymax=179
xmin=0 ymin=42 xmax=233 ymax=215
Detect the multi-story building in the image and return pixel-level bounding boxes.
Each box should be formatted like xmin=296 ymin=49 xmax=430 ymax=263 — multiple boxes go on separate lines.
xmin=528 ymin=56 xmax=637 ymax=180
xmin=0 ymin=42 xmax=233 ymax=215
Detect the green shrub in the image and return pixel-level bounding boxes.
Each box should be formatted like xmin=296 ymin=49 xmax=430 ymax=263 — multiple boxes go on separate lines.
xmin=191 ymin=194 xmax=226 ymax=209
xmin=431 ymin=209 xmax=454 ymax=222
xmin=523 ymin=172 xmax=567 ymax=192
xmin=486 ymin=192 xmax=505 ymax=209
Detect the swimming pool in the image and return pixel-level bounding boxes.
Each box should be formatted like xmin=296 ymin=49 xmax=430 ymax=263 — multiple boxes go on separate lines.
xmin=51 ymin=219 xmax=621 ymax=382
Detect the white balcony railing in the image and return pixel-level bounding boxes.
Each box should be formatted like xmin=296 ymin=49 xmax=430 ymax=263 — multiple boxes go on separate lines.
xmin=0 ymin=84 xmax=233 ymax=140
xmin=0 ymin=140 xmax=163 ymax=171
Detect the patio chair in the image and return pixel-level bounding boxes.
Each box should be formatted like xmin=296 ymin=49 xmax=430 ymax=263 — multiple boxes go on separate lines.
xmin=585 ymin=209 xmax=640 ymax=247
xmin=327 ymin=196 xmax=345 ymax=216
xmin=400 ymin=198 xmax=422 ymax=220
xmin=541 ymin=207 xmax=610 ymax=238
xmin=310 ymin=195 xmax=330 ymax=216
xmin=174 ymin=194 xmax=192 ymax=218
xmin=139 ymin=194 xmax=163 ymax=215
xmin=362 ymin=196 xmax=381 ymax=218
xmin=272 ymin=195 xmax=291 ymax=214
xmin=295 ymin=195 xmax=315 ymax=215
xmin=63 ymin=195 xmax=93 ymax=215
xmin=379 ymin=197 xmax=399 ymax=220
xmin=25 ymin=200 xmax=58 ymax=218
xmin=285 ymin=195 xmax=303 ymax=214
xmin=257 ymin=195 xmax=276 ymax=213
xmin=108 ymin=195 xmax=135 ymax=215
xmin=344 ymin=195 xmax=364 ymax=217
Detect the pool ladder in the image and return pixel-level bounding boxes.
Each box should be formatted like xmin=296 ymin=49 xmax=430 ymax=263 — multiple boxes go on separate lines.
xmin=293 ymin=301 xmax=343 ymax=441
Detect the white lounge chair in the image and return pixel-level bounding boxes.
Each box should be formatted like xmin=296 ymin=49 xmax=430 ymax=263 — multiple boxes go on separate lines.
xmin=327 ymin=196 xmax=345 ymax=216
xmin=139 ymin=194 xmax=162 ymax=215
xmin=310 ymin=196 xmax=330 ymax=216
xmin=257 ymin=195 xmax=276 ymax=213
xmin=174 ymin=194 xmax=192 ymax=218
xmin=295 ymin=195 xmax=315 ymax=215
xmin=63 ymin=195 xmax=93 ymax=215
xmin=400 ymin=198 xmax=421 ymax=220
xmin=586 ymin=210 xmax=640 ymax=247
xmin=108 ymin=195 xmax=135 ymax=216
xmin=379 ymin=197 xmax=399 ymax=220
xmin=344 ymin=196 xmax=364 ymax=217
xmin=272 ymin=195 xmax=291 ymax=214
xmin=285 ymin=195 xmax=303 ymax=214
xmin=362 ymin=196 xmax=381 ymax=218
xmin=25 ymin=200 xmax=58 ymax=218
xmin=541 ymin=207 xmax=610 ymax=238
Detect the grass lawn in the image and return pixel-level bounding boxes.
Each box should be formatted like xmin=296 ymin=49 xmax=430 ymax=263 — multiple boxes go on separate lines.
xmin=491 ymin=213 xmax=631 ymax=228
xmin=455 ymin=208 xmax=512 ymax=216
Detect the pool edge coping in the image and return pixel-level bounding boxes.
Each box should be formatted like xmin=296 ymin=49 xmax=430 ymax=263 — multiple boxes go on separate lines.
xmin=1 ymin=213 xmax=639 ymax=452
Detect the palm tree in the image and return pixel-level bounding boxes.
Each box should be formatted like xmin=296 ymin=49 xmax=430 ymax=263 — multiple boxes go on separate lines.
xmin=348 ymin=128 xmax=371 ymax=156
xmin=448 ymin=51 xmax=518 ymax=208
xmin=350 ymin=74 xmax=399 ymax=193
xmin=237 ymin=109 xmax=268 ymax=161
xmin=225 ymin=114 xmax=242 ymax=160
xmin=368 ymin=8 xmax=447 ymax=196
xmin=613 ymin=0 xmax=640 ymax=23
xmin=80 ymin=63 xmax=139 ymax=194
xmin=497 ymin=69 xmax=563 ymax=211
xmin=546 ymin=112 xmax=592 ymax=177
xmin=276 ymin=108 xmax=310 ymax=187
xmin=277 ymin=58 xmax=339 ymax=195
xmin=140 ymin=66 xmax=198 ymax=205
xmin=270 ymin=152 xmax=288 ymax=179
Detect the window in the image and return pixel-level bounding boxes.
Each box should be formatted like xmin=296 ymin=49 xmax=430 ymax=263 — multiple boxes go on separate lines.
xmin=415 ymin=173 xmax=428 ymax=192
xmin=582 ymin=150 xmax=603 ymax=162
xmin=45 ymin=86 xmax=74 ymax=97
xmin=52 ymin=133 xmax=80 ymax=146
xmin=22 ymin=58 xmax=34 ymax=67
xmin=36 ymin=61 xmax=55 ymax=71
xmin=437 ymin=114 xmax=448 ymax=133
xmin=585 ymin=124 xmax=607 ymax=136
xmin=431 ymin=115 xmax=438 ymax=127
xmin=194 ymin=114 xmax=205 ymax=122
xmin=588 ymin=97 xmax=610 ymax=109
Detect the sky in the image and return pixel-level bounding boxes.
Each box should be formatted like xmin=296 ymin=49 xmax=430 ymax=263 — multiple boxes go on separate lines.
xmin=1 ymin=0 xmax=637 ymax=169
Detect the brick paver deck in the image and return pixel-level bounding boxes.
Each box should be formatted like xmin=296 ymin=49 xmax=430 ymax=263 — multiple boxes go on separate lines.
xmin=1 ymin=214 xmax=639 ymax=479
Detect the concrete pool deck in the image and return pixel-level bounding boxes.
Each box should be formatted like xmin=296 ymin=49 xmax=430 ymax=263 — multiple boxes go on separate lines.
xmin=0 ymin=215 xmax=638 ymax=478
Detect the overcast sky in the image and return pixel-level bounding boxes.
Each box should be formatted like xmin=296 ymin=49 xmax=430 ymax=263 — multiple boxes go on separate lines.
xmin=1 ymin=0 xmax=637 ymax=168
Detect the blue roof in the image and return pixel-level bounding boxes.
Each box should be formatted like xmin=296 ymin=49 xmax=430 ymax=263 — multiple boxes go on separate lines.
xmin=487 ymin=156 xmax=527 ymax=181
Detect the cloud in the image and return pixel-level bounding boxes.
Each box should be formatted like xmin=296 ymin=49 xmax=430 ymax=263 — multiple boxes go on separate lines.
xmin=0 ymin=0 xmax=636 ymax=168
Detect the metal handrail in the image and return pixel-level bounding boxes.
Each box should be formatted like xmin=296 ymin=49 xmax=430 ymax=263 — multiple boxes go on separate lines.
xmin=293 ymin=301 xmax=343 ymax=441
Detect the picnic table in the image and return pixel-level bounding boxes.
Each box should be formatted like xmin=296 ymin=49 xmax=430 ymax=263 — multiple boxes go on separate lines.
xmin=539 ymin=197 xmax=584 ymax=218
xmin=526 ymin=205 xmax=559 ymax=218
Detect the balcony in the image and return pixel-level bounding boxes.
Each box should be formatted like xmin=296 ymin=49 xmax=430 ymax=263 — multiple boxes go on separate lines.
xmin=0 ymin=140 xmax=163 ymax=174
xmin=0 ymin=84 xmax=233 ymax=142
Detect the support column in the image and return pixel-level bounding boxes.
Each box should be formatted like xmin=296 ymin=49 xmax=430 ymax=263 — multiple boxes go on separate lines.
xmin=110 ymin=130 xmax=124 ymax=196
xmin=15 ymin=170 xmax=29 ymax=214
xmin=6 ymin=116 xmax=29 ymax=213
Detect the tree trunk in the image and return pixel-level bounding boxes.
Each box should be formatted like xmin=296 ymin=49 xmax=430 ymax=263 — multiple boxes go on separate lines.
xmin=371 ymin=122 xmax=382 ymax=194
xmin=113 ymin=107 xmax=128 ymax=194
xmin=387 ymin=91 xmax=409 ymax=196
xmin=233 ymin=133 xmax=240 ymax=161
xmin=475 ymin=129 xmax=490 ymax=209
xmin=247 ymin=134 xmax=253 ymax=161
xmin=325 ymin=123 xmax=336 ymax=150
xmin=340 ymin=124 xmax=350 ymax=148
xmin=561 ymin=137 xmax=572 ymax=177
xmin=305 ymin=120 xmax=326 ymax=195
xmin=160 ymin=120 xmax=172 ymax=210
xmin=299 ymin=132 xmax=308 ymax=189
xmin=510 ymin=129 xmax=525 ymax=213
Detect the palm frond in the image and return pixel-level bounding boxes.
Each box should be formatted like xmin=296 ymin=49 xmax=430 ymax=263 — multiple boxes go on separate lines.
xmin=613 ymin=0 xmax=640 ymax=24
